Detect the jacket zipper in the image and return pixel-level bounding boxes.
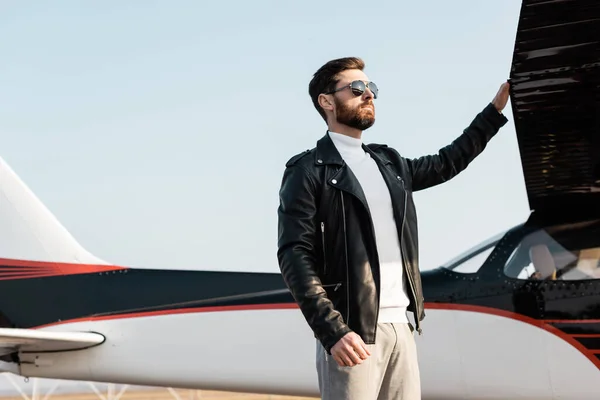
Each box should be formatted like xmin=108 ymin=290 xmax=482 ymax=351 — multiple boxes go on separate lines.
xmin=335 ymin=169 xmax=380 ymax=337
xmin=341 ymin=191 xmax=350 ymax=326
xmin=321 ymin=222 xmax=327 ymax=275
xmin=399 ymin=177 xmax=422 ymax=335
xmin=331 ymin=163 xmax=380 ymax=337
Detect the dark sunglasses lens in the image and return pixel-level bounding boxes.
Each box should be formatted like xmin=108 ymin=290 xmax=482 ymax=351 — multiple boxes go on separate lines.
xmin=350 ymin=80 xmax=366 ymax=96
xmin=368 ymin=82 xmax=378 ymax=98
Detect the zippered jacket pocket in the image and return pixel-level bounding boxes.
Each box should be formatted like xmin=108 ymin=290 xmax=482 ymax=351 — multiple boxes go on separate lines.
xmin=322 ymin=282 xmax=342 ymax=292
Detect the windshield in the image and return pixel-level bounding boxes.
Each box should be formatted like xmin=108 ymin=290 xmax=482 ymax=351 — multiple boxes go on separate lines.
xmin=504 ymin=220 xmax=600 ymax=281
xmin=442 ymin=231 xmax=504 ymax=273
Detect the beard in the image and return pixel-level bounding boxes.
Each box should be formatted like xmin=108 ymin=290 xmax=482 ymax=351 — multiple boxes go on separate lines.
xmin=334 ymin=98 xmax=375 ymax=131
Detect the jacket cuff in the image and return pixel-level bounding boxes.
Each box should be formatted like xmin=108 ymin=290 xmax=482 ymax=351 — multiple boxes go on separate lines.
xmin=482 ymin=102 xmax=509 ymax=129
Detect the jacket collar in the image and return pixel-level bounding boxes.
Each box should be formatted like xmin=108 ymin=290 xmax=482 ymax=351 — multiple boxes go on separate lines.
xmin=315 ymin=131 xmax=393 ymax=166
xmin=315 ymin=131 xmax=344 ymax=166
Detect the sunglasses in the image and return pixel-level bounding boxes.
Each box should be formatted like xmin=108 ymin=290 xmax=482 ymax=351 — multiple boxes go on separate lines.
xmin=326 ymin=80 xmax=378 ymax=99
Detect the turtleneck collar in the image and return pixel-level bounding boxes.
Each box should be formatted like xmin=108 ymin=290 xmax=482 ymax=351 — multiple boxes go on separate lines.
xmin=328 ymin=131 xmax=365 ymax=162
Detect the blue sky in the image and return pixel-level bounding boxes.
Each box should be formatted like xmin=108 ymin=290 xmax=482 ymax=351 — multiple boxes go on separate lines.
xmin=0 ymin=0 xmax=529 ymax=273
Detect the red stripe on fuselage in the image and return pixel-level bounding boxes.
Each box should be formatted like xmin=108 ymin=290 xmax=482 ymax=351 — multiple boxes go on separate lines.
xmin=34 ymin=303 xmax=299 ymax=329
xmin=0 ymin=257 xmax=127 ymax=279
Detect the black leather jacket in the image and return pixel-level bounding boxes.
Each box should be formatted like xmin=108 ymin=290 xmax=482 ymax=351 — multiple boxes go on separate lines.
xmin=277 ymin=103 xmax=508 ymax=352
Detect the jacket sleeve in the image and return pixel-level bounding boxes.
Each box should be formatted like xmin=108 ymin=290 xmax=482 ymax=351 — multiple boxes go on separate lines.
xmin=277 ymin=163 xmax=352 ymax=352
xmin=407 ymin=102 xmax=508 ymax=191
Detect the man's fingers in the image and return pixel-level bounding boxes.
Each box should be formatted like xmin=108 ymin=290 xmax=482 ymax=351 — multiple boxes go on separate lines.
xmin=332 ymin=350 xmax=355 ymax=367
xmin=492 ymin=81 xmax=511 ymax=112
xmin=338 ymin=353 xmax=353 ymax=367
xmin=345 ymin=347 xmax=363 ymax=365
xmin=354 ymin=343 xmax=369 ymax=360
xmin=330 ymin=333 xmax=372 ymax=367
xmin=501 ymin=82 xmax=510 ymax=98
xmin=350 ymin=339 xmax=369 ymax=360
xmin=496 ymin=82 xmax=509 ymax=98
xmin=351 ymin=336 xmax=370 ymax=358
xmin=332 ymin=354 xmax=345 ymax=367
xmin=359 ymin=340 xmax=371 ymax=357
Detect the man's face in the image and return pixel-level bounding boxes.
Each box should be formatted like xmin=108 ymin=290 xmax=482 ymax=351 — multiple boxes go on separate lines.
xmin=331 ymin=69 xmax=376 ymax=131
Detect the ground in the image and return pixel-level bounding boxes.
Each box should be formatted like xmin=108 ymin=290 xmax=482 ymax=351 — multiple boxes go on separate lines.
xmin=0 ymin=388 xmax=318 ymax=400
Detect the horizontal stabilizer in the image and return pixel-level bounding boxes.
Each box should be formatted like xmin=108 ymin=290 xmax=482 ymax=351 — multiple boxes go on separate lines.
xmin=0 ymin=328 xmax=104 ymax=355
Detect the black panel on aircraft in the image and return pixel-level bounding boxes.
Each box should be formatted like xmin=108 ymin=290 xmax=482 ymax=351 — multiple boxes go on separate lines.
xmin=509 ymin=0 xmax=600 ymax=214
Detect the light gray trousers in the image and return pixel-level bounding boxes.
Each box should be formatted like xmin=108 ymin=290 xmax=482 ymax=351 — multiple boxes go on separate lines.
xmin=316 ymin=323 xmax=421 ymax=400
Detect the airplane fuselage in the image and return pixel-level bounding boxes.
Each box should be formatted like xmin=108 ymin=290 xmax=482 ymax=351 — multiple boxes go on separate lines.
xmin=3 ymin=230 xmax=599 ymax=400
xmin=14 ymin=292 xmax=600 ymax=400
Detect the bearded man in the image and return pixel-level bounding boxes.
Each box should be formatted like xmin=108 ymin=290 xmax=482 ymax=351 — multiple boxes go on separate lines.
xmin=277 ymin=56 xmax=510 ymax=399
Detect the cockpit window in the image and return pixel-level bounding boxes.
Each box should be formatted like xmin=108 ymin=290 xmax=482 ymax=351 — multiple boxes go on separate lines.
xmin=441 ymin=231 xmax=504 ymax=274
xmin=447 ymin=246 xmax=494 ymax=274
xmin=504 ymin=221 xmax=600 ymax=281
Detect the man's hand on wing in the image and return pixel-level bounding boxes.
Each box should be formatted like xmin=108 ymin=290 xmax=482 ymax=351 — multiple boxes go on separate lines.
xmin=492 ymin=81 xmax=510 ymax=113
xmin=330 ymin=332 xmax=371 ymax=367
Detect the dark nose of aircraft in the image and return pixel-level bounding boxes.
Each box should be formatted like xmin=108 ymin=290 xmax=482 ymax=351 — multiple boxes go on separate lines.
xmin=420 ymin=268 xmax=447 ymax=301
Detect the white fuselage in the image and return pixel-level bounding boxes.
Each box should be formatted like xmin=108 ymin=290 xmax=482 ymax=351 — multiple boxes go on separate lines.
xmin=19 ymin=306 xmax=600 ymax=400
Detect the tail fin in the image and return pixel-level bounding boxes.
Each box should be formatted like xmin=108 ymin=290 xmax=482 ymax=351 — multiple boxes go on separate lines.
xmin=0 ymin=156 xmax=108 ymax=265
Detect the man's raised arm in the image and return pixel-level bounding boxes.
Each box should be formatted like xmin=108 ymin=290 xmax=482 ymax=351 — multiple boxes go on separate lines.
xmin=404 ymin=82 xmax=510 ymax=191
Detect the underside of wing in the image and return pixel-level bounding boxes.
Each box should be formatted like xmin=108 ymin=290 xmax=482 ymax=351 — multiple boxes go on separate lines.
xmin=510 ymin=0 xmax=600 ymax=214
xmin=0 ymin=328 xmax=104 ymax=356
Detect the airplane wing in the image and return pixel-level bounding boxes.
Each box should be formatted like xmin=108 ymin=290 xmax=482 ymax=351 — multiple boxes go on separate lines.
xmin=509 ymin=0 xmax=600 ymax=214
xmin=0 ymin=328 xmax=104 ymax=355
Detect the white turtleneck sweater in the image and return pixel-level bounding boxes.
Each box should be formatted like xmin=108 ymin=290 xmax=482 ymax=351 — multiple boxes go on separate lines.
xmin=328 ymin=131 xmax=410 ymax=324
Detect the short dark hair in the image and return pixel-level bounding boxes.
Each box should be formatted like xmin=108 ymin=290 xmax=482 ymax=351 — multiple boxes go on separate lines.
xmin=308 ymin=57 xmax=365 ymax=122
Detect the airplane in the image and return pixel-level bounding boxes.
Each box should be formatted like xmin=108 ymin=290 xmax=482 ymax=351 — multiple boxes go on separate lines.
xmin=0 ymin=0 xmax=598 ymax=399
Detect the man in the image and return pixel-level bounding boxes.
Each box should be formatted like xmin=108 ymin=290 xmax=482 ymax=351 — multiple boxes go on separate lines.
xmin=277 ymin=57 xmax=510 ymax=399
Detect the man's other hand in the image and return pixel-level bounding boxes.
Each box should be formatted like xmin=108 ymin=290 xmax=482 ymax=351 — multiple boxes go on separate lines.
xmin=492 ymin=81 xmax=510 ymax=113
xmin=330 ymin=332 xmax=371 ymax=367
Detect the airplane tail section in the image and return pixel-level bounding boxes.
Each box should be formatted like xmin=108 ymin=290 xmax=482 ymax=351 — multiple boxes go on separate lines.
xmin=0 ymin=156 xmax=109 ymax=265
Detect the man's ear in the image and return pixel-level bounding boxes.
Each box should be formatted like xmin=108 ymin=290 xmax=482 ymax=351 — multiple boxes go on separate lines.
xmin=318 ymin=93 xmax=334 ymax=114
